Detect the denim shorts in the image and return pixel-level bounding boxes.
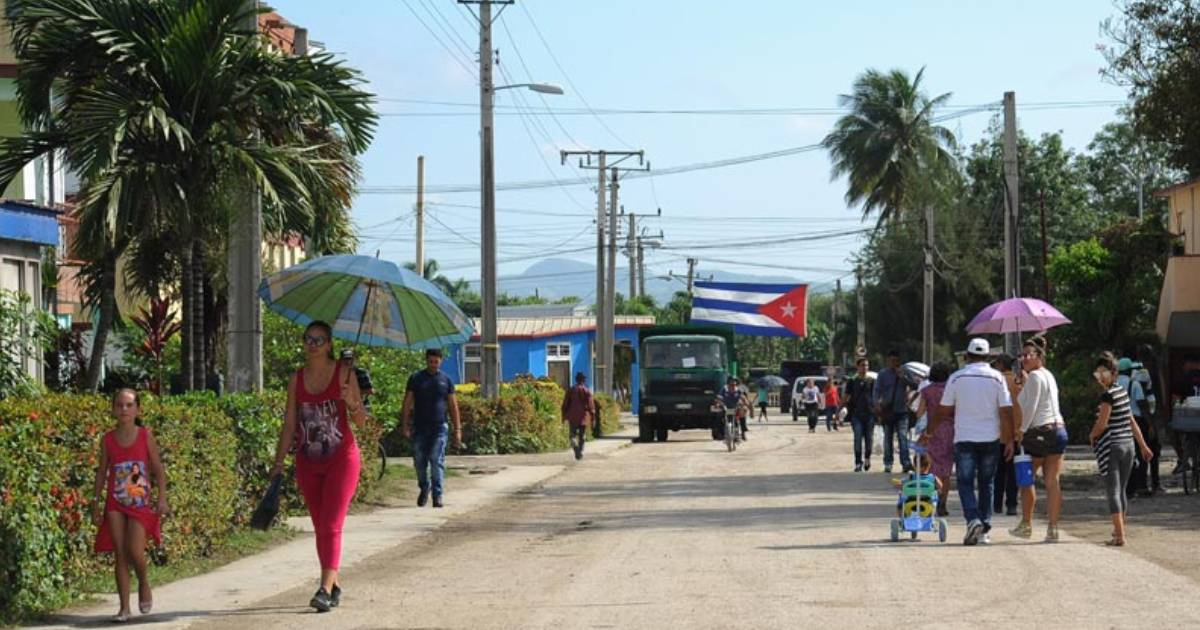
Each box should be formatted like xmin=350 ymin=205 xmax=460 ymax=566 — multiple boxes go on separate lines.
xmin=1022 ymin=424 xmax=1069 ymax=457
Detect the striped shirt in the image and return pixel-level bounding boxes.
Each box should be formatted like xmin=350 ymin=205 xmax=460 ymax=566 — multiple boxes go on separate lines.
xmin=1094 ymin=384 xmax=1135 ymax=475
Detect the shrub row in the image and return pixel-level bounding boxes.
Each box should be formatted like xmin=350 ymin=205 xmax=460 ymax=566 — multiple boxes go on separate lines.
xmin=0 ymin=391 xmax=382 ymax=623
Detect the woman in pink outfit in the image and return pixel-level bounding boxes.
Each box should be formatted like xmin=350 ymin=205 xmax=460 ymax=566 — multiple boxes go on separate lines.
xmin=918 ymin=362 xmax=955 ymax=517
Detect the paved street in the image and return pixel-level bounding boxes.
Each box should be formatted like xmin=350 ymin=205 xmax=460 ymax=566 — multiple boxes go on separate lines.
xmin=180 ymin=421 xmax=1200 ymax=630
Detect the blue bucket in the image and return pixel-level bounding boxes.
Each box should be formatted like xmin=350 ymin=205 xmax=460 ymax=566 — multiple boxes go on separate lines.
xmin=1014 ymin=453 xmax=1035 ymax=488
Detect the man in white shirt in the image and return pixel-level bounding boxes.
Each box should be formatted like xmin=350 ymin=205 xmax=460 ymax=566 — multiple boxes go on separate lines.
xmin=937 ymin=338 xmax=1016 ymax=546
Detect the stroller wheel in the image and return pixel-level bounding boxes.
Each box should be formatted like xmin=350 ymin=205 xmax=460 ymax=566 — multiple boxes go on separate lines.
xmin=937 ymin=518 xmax=949 ymax=543
xmin=889 ymin=519 xmax=900 ymax=542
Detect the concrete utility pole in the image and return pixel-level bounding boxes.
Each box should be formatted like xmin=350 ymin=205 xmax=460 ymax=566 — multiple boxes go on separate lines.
xmin=686 ymin=258 xmax=697 ymax=297
xmin=415 ymin=155 xmax=425 ymax=277
xmin=1002 ymin=91 xmax=1021 ymax=356
xmin=855 ymin=264 xmax=865 ymax=352
xmin=835 ymin=279 xmax=847 ymax=367
xmin=627 ymin=211 xmax=637 ymax=299
xmin=636 ymin=237 xmax=646 ymax=299
xmin=475 ymin=0 xmax=505 ymax=399
xmin=829 ymin=279 xmax=840 ymax=368
xmin=922 ymin=204 xmax=935 ymax=365
xmin=1039 ymin=190 xmax=1050 ymax=300
xmin=561 ymin=149 xmax=646 ymax=398
xmin=227 ymin=0 xmax=264 ymax=393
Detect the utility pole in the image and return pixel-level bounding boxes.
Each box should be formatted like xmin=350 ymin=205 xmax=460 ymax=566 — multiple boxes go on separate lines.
xmin=686 ymin=257 xmax=697 ymax=297
xmin=561 ymin=149 xmax=646 ymax=399
xmin=835 ymin=279 xmax=846 ymax=367
xmin=1039 ymin=190 xmax=1050 ymax=300
xmin=829 ymin=279 xmax=840 ymax=368
xmin=922 ymin=204 xmax=935 ymax=365
xmin=1002 ymin=90 xmax=1021 ymax=356
xmin=636 ymin=236 xmax=646 ymax=299
xmin=855 ymin=264 xmax=865 ymax=352
xmin=627 ymin=211 xmax=637 ymax=299
xmin=415 ymin=155 xmax=425 ymax=277
xmin=227 ymin=0 xmax=264 ymax=393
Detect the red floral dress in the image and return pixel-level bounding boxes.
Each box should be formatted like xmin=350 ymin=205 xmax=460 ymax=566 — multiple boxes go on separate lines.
xmin=94 ymin=426 xmax=162 ymax=553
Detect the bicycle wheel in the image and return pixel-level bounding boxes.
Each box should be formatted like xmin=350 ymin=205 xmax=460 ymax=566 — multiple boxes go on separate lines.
xmin=725 ymin=420 xmax=735 ymax=452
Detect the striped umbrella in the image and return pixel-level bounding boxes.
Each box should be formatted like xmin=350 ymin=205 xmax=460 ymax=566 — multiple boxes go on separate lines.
xmin=258 ymin=254 xmax=473 ymax=349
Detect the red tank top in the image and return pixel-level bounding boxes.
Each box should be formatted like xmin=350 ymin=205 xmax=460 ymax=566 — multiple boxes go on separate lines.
xmin=104 ymin=427 xmax=153 ymax=511
xmin=294 ymin=363 xmax=356 ymax=467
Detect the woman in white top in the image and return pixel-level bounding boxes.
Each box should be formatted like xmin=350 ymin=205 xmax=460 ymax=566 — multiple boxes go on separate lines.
xmin=802 ymin=379 xmax=821 ymax=433
xmin=1010 ymin=338 xmax=1068 ymax=542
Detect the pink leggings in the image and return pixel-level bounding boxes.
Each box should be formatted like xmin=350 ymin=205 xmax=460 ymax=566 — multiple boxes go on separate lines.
xmin=295 ymin=449 xmax=361 ymax=570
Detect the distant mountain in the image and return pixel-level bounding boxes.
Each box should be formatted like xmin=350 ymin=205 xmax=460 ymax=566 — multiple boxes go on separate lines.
xmin=468 ymin=258 xmax=807 ymax=304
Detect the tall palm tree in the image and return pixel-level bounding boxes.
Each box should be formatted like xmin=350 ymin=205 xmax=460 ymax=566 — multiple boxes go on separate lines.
xmin=822 ymin=67 xmax=958 ymax=227
xmin=0 ymin=0 xmax=376 ymax=390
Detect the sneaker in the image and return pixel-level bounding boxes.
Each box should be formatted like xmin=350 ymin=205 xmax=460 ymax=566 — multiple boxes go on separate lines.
xmin=310 ymin=587 xmax=333 ymax=613
xmin=883 ymin=465 xmax=893 ymax=474
xmin=1044 ymin=525 xmax=1060 ymax=543
xmin=1009 ymin=521 xmax=1032 ymax=539
xmin=936 ymin=504 xmax=949 ymax=517
xmin=980 ymin=533 xmax=992 ymax=545
xmin=330 ymin=584 xmax=341 ymax=608
xmin=963 ymin=519 xmax=983 ymax=546
xmin=902 ymin=465 xmax=914 ymax=474
xmin=854 ymin=463 xmax=863 ymax=472
xmin=417 ymin=490 xmax=429 ymax=507
xmin=432 ymin=495 xmax=444 ymax=508
xmin=863 ymin=460 xmax=871 ymax=472
xmin=1006 ymin=506 xmax=1018 ymax=516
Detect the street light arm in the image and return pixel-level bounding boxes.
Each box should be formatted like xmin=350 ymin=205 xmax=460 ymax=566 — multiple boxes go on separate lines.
xmin=495 ymin=82 xmax=564 ymax=95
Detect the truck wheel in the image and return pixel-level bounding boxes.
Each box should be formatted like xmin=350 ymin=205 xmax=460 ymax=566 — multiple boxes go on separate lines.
xmin=655 ymin=428 xmax=669 ymax=442
xmin=638 ymin=421 xmax=654 ymax=442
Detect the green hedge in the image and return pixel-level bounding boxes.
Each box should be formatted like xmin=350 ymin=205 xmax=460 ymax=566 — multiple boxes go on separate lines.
xmin=0 ymin=391 xmax=382 ymax=623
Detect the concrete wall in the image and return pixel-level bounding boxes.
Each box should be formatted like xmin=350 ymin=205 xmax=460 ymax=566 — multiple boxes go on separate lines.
xmin=1167 ymin=184 xmax=1199 ymax=256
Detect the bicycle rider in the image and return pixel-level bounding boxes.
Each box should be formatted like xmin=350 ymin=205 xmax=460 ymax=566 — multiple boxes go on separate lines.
xmin=716 ymin=377 xmax=743 ymax=441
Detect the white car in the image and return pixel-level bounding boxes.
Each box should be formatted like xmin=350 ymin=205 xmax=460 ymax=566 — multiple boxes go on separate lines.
xmin=791 ymin=376 xmax=829 ymax=422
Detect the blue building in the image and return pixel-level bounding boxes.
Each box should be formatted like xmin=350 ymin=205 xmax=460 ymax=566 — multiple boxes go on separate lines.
xmin=0 ymin=199 xmax=60 ymax=381
xmin=443 ymin=304 xmax=655 ymax=410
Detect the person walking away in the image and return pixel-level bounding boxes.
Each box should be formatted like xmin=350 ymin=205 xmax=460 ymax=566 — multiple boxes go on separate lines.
xmin=270 ymin=321 xmax=369 ymax=612
xmin=757 ymin=385 xmax=769 ymax=422
xmin=936 ymin=338 xmax=1015 ymax=546
xmin=844 ymin=358 xmax=876 ymax=471
xmin=736 ymin=378 xmax=751 ymax=437
xmin=1134 ymin=345 xmax=1165 ymax=493
xmin=802 ymin=378 xmax=821 ymax=432
xmin=401 ymin=348 xmax=463 ymax=509
xmin=1090 ymin=352 xmax=1155 ymax=546
xmin=917 ymin=362 xmax=954 ymax=516
xmin=824 ymin=380 xmax=841 ymax=431
xmin=92 ymin=389 xmax=170 ymax=622
xmin=990 ymin=355 xmax=1021 ymax=516
xmin=562 ymin=372 xmax=594 ymax=459
xmin=875 ymin=350 xmax=913 ymax=473
xmin=1118 ymin=357 xmax=1154 ymax=498
xmin=1009 ymin=338 xmax=1068 ymax=542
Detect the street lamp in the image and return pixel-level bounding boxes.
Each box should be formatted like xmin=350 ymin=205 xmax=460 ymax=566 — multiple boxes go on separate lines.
xmin=479 ymin=52 xmax=563 ymax=398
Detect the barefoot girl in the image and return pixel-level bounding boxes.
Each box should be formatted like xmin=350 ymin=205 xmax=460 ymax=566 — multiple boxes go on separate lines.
xmin=92 ymin=388 xmax=170 ymax=622
xmin=270 ymin=320 xmax=369 ymax=612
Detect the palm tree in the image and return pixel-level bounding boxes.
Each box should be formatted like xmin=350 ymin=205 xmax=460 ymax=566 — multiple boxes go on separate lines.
xmin=822 ymin=67 xmax=958 ymax=227
xmin=0 ymin=0 xmax=376 ymax=390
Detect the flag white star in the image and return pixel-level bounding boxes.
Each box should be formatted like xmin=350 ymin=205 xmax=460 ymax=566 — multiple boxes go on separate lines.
xmin=781 ymin=302 xmax=796 ymax=318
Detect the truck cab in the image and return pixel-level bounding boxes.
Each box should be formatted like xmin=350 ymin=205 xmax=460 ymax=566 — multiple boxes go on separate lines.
xmin=638 ymin=325 xmax=736 ymax=442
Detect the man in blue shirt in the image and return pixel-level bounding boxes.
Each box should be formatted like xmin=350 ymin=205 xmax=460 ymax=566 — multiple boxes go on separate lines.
xmin=874 ymin=350 xmax=913 ymax=474
xmin=402 ymin=348 xmax=462 ymax=508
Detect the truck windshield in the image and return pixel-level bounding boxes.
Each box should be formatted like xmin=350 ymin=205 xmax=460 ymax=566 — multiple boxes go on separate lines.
xmin=644 ymin=340 xmax=724 ymax=369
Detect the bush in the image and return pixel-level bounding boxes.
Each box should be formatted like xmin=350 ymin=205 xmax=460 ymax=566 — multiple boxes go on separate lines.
xmin=0 ymin=390 xmax=382 ymax=623
xmin=594 ymin=393 xmax=622 ymax=435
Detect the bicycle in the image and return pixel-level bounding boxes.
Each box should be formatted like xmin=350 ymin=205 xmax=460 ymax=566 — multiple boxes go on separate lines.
xmin=721 ymin=403 xmax=742 ymax=452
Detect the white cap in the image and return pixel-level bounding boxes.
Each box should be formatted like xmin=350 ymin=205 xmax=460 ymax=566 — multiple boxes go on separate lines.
xmin=966 ymin=338 xmax=990 ymax=356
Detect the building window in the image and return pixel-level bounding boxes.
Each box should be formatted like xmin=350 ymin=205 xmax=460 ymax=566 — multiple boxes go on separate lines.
xmin=464 ymin=343 xmax=481 ymax=384
xmin=546 ymin=342 xmax=571 ymax=359
xmin=546 ymin=342 xmax=571 ymax=389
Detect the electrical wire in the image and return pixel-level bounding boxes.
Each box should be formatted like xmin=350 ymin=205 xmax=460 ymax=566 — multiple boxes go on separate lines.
xmin=398 ymin=0 xmax=478 ymax=81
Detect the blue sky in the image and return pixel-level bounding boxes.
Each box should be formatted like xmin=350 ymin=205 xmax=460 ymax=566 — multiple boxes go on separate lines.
xmin=276 ymin=0 xmax=1128 ymax=295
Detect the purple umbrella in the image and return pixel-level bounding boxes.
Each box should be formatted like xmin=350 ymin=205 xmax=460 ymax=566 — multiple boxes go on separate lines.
xmin=966 ymin=297 xmax=1071 ymax=335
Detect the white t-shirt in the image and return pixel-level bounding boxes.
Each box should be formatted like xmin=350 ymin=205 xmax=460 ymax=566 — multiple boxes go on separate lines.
xmin=802 ymin=386 xmax=820 ymax=404
xmin=940 ymin=362 xmax=1012 ymax=443
xmin=1016 ymin=367 xmax=1063 ymax=432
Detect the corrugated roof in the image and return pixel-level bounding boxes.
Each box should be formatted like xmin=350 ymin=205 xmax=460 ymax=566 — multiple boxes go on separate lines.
xmin=468 ymin=315 xmax=656 ymax=339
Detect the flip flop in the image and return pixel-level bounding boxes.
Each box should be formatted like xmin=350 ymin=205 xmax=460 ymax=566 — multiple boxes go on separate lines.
xmin=112 ymin=611 xmax=130 ymax=623
xmin=139 ymin=599 xmax=152 ymax=614
xmin=1105 ymin=537 xmax=1125 ymax=547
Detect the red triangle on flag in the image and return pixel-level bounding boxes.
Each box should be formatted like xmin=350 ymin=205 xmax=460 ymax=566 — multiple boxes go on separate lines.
xmin=756 ymin=285 xmax=808 ymax=337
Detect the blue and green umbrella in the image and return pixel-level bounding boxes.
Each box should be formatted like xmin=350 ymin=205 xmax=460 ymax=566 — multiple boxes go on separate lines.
xmin=258 ymin=254 xmax=473 ymax=349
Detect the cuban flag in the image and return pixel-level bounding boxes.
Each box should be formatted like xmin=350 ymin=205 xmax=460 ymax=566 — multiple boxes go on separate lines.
xmin=691 ymin=281 xmax=808 ymax=337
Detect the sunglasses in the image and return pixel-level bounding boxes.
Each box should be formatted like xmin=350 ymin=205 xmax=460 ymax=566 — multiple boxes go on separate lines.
xmin=303 ymin=334 xmax=328 ymax=347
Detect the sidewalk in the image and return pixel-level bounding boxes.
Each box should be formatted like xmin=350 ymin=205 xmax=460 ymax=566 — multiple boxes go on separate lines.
xmin=39 ymin=422 xmax=635 ymax=629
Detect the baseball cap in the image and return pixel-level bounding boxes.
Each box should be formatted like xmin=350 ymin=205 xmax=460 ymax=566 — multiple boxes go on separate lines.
xmin=966 ymin=338 xmax=990 ymax=356
xmin=1118 ymin=357 xmax=1133 ymax=372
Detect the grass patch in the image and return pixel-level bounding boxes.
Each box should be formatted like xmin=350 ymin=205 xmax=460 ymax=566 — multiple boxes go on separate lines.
xmin=77 ymin=526 xmax=297 ymax=598
xmin=352 ymin=461 xmax=461 ymax=512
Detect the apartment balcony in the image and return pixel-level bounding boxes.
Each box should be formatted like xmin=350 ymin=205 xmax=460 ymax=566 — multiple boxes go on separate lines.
xmin=1157 ymin=255 xmax=1200 ymax=347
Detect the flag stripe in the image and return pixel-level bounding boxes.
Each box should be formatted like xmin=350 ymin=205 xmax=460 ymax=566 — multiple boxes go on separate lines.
xmin=695 ymin=281 xmax=798 ymax=293
xmin=692 ymin=286 xmax=780 ymax=305
xmin=691 ymin=297 xmax=765 ymax=314
xmin=731 ymin=323 xmax=799 ymax=337
xmin=691 ymin=308 xmax=783 ymax=328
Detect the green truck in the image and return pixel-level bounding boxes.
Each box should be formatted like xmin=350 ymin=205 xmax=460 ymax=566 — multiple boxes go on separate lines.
xmin=637 ymin=324 xmax=737 ymax=442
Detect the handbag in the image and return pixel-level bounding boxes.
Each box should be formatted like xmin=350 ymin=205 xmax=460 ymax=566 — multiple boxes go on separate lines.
xmin=250 ymin=473 xmax=284 ymax=531
xmin=1021 ymin=424 xmax=1059 ymax=458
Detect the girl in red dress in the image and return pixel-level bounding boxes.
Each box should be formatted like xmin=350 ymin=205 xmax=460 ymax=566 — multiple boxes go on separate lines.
xmin=92 ymin=389 xmax=171 ymax=622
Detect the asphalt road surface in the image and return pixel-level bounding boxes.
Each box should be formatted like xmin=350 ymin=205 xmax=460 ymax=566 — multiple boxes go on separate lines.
xmin=194 ymin=421 xmax=1200 ymax=629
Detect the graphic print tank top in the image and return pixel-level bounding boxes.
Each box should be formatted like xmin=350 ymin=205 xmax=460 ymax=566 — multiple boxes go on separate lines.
xmin=294 ymin=363 xmax=356 ymax=466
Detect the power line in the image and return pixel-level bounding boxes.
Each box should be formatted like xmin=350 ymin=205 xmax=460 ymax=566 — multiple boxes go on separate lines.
xmin=398 ymin=0 xmax=478 ymax=80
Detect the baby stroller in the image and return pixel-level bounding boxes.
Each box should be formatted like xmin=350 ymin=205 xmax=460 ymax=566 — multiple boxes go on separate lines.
xmin=889 ymin=444 xmax=949 ymax=542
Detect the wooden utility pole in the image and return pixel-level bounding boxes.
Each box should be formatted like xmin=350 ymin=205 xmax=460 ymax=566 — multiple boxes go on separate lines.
xmin=1002 ymin=90 xmax=1021 ymax=356
xmin=415 ymin=155 xmax=425 ymax=276
xmin=922 ymin=204 xmax=935 ymax=365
